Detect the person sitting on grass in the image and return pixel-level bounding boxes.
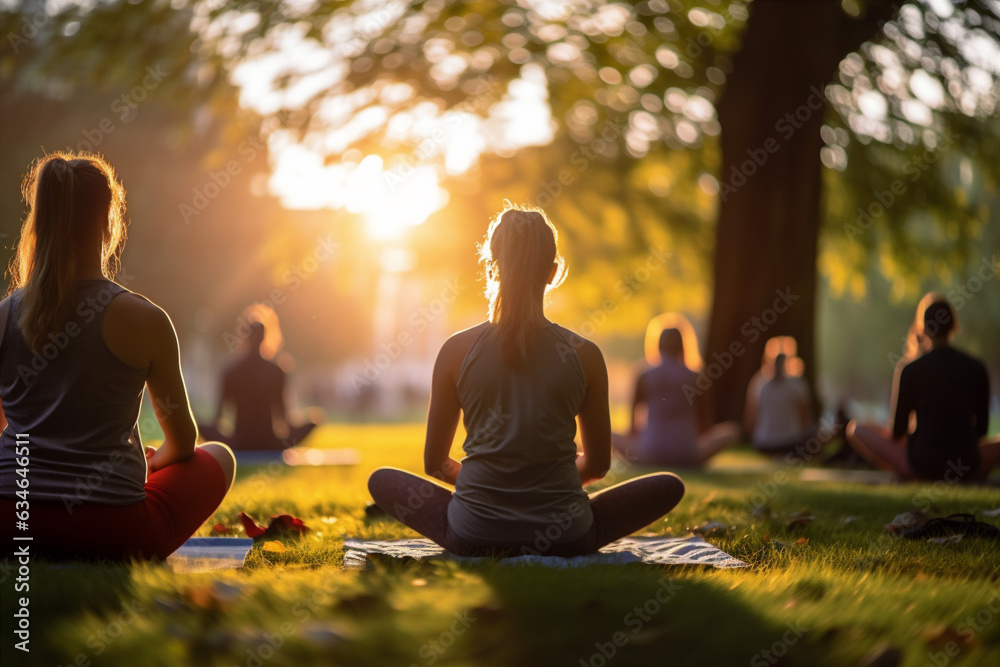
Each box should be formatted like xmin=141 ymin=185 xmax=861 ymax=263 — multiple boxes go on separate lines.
xmin=745 ymin=352 xmax=813 ymax=455
xmin=199 ymin=311 xmax=317 ymax=452
xmin=846 ymin=298 xmax=999 ymax=481
xmin=0 ymin=152 xmax=235 ymax=561
xmin=367 ymin=203 xmax=685 ymax=557
xmin=612 ymin=323 xmax=740 ymax=466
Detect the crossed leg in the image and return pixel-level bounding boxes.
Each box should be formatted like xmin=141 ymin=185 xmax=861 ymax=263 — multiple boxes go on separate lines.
xmin=846 ymin=421 xmax=912 ymax=478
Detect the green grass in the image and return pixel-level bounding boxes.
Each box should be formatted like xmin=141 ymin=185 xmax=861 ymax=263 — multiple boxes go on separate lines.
xmin=3 ymin=423 xmax=1000 ymax=667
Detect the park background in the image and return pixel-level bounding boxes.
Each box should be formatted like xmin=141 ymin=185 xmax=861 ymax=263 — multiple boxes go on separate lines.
xmin=1 ymin=0 xmax=998 ymax=436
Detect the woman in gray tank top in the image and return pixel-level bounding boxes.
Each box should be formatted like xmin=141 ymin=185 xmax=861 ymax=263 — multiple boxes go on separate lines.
xmin=0 ymin=153 xmax=236 ymax=561
xmin=368 ymin=204 xmax=685 ymax=557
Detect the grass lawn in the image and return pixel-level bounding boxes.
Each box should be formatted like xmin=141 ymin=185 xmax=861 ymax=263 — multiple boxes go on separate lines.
xmin=3 ymin=423 xmax=999 ymax=667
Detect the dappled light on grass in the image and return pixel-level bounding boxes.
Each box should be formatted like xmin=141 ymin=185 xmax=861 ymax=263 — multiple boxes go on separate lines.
xmin=6 ymin=425 xmax=998 ymax=666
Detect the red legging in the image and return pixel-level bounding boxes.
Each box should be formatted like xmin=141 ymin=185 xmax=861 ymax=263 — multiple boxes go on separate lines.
xmin=1 ymin=448 xmax=228 ymax=561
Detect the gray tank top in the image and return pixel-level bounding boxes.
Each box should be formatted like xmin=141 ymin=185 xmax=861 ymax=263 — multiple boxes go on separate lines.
xmin=0 ymin=280 xmax=148 ymax=505
xmin=447 ymin=322 xmax=593 ymax=544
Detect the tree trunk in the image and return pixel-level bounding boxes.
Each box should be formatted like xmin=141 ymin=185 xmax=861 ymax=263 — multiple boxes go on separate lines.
xmin=705 ymin=1 xmax=897 ymax=422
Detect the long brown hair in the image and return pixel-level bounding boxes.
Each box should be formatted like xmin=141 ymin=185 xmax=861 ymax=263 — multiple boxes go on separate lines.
xmin=7 ymin=152 xmax=126 ymax=351
xmin=479 ymin=202 xmax=566 ymax=364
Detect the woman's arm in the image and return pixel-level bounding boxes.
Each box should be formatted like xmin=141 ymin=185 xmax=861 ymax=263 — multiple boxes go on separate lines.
xmin=424 ymin=337 xmax=463 ymax=485
xmin=141 ymin=302 xmax=198 ymax=472
xmin=576 ymin=340 xmax=612 ymax=486
xmin=629 ymin=374 xmax=645 ymax=436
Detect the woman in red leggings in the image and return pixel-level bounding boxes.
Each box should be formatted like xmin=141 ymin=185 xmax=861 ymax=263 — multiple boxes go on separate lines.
xmin=368 ymin=204 xmax=685 ymax=557
xmin=0 ymin=152 xmax=235 ymax=561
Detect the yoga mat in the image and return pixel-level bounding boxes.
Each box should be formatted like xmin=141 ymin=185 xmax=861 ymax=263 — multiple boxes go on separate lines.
xmin=342 ymin=535 xmax=747 ymax=570
xmin=168 ymin=537 xmax=254 ymax=573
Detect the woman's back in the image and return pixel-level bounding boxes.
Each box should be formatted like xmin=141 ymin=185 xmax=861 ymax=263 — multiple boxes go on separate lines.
xmin=896 ymin=345 xmax=989 ymax=475
xmin=448 ymin=322 xmax=591 ymax=544
xmin=753 ymin=375 xmax=809 ymax=447
xmin=637 ymin=359 xmax=699 ymax=457
xmin=0 ymin=280 xmax=147 ymax=504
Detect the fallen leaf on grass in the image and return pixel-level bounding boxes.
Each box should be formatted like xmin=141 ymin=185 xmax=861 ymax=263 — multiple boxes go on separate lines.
xmin=786 ymin=514 xmax=815 ymax=531
xmin=927 ymin=534 xmax=962 ymax=544
xmin=923 ymin=625 xmax=969 ymax=649
xmin=980 ymin=507 xmax=1000 ymax=518
xmin=262 ymin=540 xmax=287 ymax=553
xmin=211 ymin=523 xmax=232 ymax=535
xmin=842 ymin=516 xmax=860 ymax=525
xmin=795 ymin=537 xmax=809 ymax=545
xmin=183 ymin=581 xmax=245 ymax=611
xmin=701 ymin=491 xmax=718 ymax=505
xmin=239 ymin=512 xmax=310 ymax=539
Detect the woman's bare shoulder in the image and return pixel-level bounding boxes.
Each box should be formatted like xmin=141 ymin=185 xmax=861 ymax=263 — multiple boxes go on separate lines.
xmin=549 ymin=323 xmax=603 ymax=365
xmin=440 ymin=321 xmax=489 ymax=360
xmin=104 ymin=289 xmax=174 ymax=338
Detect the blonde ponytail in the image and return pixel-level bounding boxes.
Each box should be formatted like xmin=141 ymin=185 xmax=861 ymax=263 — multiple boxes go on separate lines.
xmin=479 ymin=202 xmax=566 ymax=364
xmin=8 ymin=152 xmax=126 ymax=351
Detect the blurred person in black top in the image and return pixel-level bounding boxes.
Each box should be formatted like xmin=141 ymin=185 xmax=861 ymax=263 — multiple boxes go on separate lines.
xmin=846 ymin=298 xmax=998 ymax=481
xmin=200 ymin=321 xmax=317 ymax=451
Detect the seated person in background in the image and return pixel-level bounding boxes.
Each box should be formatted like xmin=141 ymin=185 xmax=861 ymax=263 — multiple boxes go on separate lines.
xmin=613 ymin=321 xmax=740 ymax=466
xmin=743 ymin=336 xmax=801 ymax=432
xmin=0 ymin=153 xmax=235 ymax=560
xmin=368 ymin=203 xmax=685 ymax=557
xmin=838 ymin=291 xmax=941 ymax=468
xmin=847 ymin=299 xmax=999 ymax=481
xmin=745 ymin=353 xmax=813 ymax=454
xmin=200 ymin=315 xmax=317 ymax=451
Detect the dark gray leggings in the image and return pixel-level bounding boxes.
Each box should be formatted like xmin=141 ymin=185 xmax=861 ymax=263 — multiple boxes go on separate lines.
xmin=367 ymin=468 xmax=685 ymax=558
